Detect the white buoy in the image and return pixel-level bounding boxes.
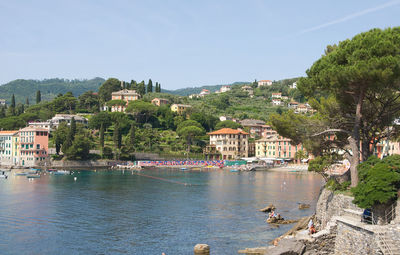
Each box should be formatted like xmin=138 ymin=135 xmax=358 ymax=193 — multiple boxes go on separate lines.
xmin=74 ymin=177 xmax=77 ymax=181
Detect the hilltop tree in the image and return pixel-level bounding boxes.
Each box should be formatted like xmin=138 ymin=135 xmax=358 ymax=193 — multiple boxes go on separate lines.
xmin=215 ymin=120 xmax=241 ymax=130
xmin=130 ymin=80 xmax=137 ymax=90
xmin=147 ymin=79 xmax=153 ymax=93
xmin=137 ymin=81 xmax=146 ymax=97
xmin=98 ymin=78 xmax=121 ymax=102
xmin=295 ymin=27 xmax=400 ymax=187
xmin=36 ymin=90 xmax=41 ymax=104
xmin=126 ymin=100 xmax=157 ymax=123
xmin=89 ymin=112 xmax=112 ymax=130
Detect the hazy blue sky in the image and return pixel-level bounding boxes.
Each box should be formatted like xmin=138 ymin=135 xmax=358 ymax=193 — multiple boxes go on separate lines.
xmin=0 ymin=0 xmax=399 ymax=89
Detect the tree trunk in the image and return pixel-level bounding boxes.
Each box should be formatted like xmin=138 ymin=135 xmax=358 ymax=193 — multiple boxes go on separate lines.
xmin=349 ymin=88 xmax=365 ymax=187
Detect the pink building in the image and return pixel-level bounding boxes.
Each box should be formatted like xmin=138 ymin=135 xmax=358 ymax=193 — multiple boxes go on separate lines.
xmin=19 ymin=127 xmax=49 ymax=167
xmin=255 ymin=135 xmax=305 ymax=160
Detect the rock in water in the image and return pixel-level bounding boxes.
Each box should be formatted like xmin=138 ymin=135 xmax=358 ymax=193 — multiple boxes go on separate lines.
xmin=268 ymin=239 xmax=305 ymax=255
xmin=298 ymin=203 xmax=311 ymax=210
xmin=259 ymin=204 xmax=276 ymax=212
xmin=194 ymin=244 xmax=210 ymax=255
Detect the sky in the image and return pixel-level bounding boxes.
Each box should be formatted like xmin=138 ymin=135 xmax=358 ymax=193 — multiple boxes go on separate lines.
xmin=0 ymin=0 xmax=399 ymax=90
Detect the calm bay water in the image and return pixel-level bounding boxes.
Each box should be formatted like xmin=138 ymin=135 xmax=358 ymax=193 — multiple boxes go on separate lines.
xmin=0 ymin=169 xmax=323 ymax=255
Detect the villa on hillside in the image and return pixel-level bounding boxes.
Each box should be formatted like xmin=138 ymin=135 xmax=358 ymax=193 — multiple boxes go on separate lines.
xmin=271 ymin=92 xmax=282 ymax=99
xmin=0 ymin=99 xmax=6 ymax=105
xmin=218 ymin=85 xmax=231 ymax=93
xmin=241 ymin=85 xmax=254 ymax=97
xmin=240 ymin=119 xmax=276 ymax=138
xmin=170 ymin=104 xmax=192 ymax=115
xmin=258 ymin=80 xmax=272 ymax=87
xmin=199 ymin=89 xmax=210 ymax=97
xmin=272 ymin=99 xmax=282 ymax=106
xmin=151 ymin=98 xmax=169 ymax=106
xmin=50 ymin=114 xmax=88 ymax=129
xmin=110 ymin=89 xmax=140 ymax=112
xmin=204 ymin=128 xmax=249 ymax=160
xmin=288 ymin=101 xmax=299 ymax=109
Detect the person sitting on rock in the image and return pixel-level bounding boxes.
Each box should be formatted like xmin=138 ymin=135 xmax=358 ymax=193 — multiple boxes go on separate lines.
xmin=309 ymin=224 xmax=316 ymax=235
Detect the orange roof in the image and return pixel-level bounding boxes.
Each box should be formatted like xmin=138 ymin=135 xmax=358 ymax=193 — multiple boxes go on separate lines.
xmin=0 ymin=130 xmax=18 ymax=134
xmin=207 ymin=128 xmax=249 ymax=135
xmin=259 ymin=80 xmax=271 ymax=82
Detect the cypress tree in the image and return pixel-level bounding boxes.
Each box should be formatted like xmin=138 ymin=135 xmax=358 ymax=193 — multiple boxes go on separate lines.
xmin=11 ymin=94 xmax=15 ymax=108
xmin=129 ymin=124 xmax=135 ymax=149
xmin=36 ymin=90 xmax=41 ymax=104
xmin=26 ymin=97 xmax=29 ymax=106
xmin=158 ymin=83 xmax=161 ymax=92
xmin=0 ymin=107 xmax=5 ymax=118
xmin=70 ymin=117 xmax=76 ymax=138
xmin=147 ymin=79 xmax=153 ymax=93
xmin=99 ymin=123 xmax=104 ymax=156
xmin=62 ymin=130 xmax=73 ymax=154
xmin=113 ymin=122 xmax=121 ymax=149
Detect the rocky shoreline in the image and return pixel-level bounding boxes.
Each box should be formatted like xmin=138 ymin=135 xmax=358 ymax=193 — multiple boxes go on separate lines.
xmin=239 ymin=188 xmax=400 ymax=255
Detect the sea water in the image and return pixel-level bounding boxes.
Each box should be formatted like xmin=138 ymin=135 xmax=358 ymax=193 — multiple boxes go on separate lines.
xmin=0 ymin=169 xmax=323 ymax=254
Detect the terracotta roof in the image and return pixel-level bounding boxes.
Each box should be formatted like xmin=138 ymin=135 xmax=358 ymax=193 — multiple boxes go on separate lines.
xmin=259 ymin=80 xmax=272 ymax=82
xmin=207 ymin=128 xmax=249 ymax=135
xmin=0 ymin=130 xmax=18 ymax=134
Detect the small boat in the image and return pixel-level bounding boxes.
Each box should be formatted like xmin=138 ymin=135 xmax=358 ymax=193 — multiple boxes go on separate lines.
xmin=30 ymin=168 xmax=41 ymax=172
xmin=15 ymin=172 xmax=29 ymax=176
xmin=47 ymin=169 xmax=57 ymax=172
xmin=230 ymin=169 xmax=239 ymax=172
xmin=53 ymin=170 xmax=71 ymax=175
xmin=181 ymin=168 xmax=188 ymax=171
xmin=0 ymin=174 xmax=8 ymax=179
xmin=27 ymin=175 xmax=40 ymax=178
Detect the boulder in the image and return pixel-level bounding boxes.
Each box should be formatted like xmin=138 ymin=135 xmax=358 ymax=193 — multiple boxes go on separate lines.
xmin=259 ymin=204 xmax=276 ymax=213
xmin=298 ymin=203 xmax=310 ymax=210
xmin=267 ymin=239 xmax=305 ymax=255
xmin=267 ymin=217 xmax=298 ymax=225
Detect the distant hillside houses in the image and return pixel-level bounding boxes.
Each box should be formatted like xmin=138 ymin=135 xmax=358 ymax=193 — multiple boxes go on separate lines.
xmin=258 ymin=80 xmax=272 ymax=87
xmin=28 ymin=114 xmax=89 ymax=132
xmin=215 ymin=85 xmax=231 ymax=93
xmin=0 ymin=99 xmax=5 ymax=105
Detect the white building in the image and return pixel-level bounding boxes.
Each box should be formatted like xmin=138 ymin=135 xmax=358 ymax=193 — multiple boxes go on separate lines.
xmin=28 ymin=121 xmax=52 ymax=132
xmin=50 ymin=114 xmax=88 ymax=129
xmin=272 ymin=99 xmax=282 ymax=106
xmin=0 ymin=99 xmax=6 ymax=106
xmin=219 ymin=85 xmax=231 ymax=93
xmin=290 ymin=82 xmax=297 ymax=89
xmin=199 ymin=89 xmax=210 ymax=97
xmin=258 ymin=80 xmax=272 ymax=87
xmin=0 ymin=131 xmax=18 ymax=166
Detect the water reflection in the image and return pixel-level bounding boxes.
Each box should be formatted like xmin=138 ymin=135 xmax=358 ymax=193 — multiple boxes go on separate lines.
xmin=0 ymin=169 xmax=323 ymax=254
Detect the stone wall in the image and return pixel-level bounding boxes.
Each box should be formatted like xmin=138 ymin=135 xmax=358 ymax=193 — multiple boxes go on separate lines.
xmin=334 ymin=220 xmax=379 ymax=255
xmin=50 ymin=159 xmax=109 ymax=168
xmin=315 ymin=189 xmax=361 ymax=228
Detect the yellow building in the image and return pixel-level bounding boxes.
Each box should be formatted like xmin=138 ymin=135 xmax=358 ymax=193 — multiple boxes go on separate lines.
xmin=170 ymin=104 xmax=192 ymax=115
xmin=12 ymin=133 xmax=20 ymax=165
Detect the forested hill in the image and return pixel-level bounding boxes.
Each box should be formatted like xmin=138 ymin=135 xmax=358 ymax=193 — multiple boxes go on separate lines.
xmin=164 ymin=82 xmax=249 ymax=96
xmin=0 ymin=78 xmax=105 ymax=104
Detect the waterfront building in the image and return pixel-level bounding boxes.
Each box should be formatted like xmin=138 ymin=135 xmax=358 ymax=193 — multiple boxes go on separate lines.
xmin=151 ymin=98 xmax=169 ymax=106
xmin=111 ymin=89 xmax=140 ymax=112
xmin=205 ymin=128 xmax=249 ymax=160
xmin=255 ymin=135 xmax=305 ymax=161
xmin=170 ymin=104 xmax=192 ymax=115
xmin=50 ymin=114 xmax=88 ymax=129
xmin=258 ymin=80 xmax=272 ymax=87
xmin=0 ymin=131 xmax=18 ymax=166
xmin=19 ymin=127 xmax=49 ymax=167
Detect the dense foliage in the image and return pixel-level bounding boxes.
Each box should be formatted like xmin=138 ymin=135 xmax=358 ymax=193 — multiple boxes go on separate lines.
xmin=352 ymin=155 xmax=400 ymax=209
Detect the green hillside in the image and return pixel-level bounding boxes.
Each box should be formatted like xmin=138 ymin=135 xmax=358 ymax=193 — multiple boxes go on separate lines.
xmin=164 ymin=82 xmax=249 ymax=96
xmin=0 ymin=78 xmax=105 ymax=104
